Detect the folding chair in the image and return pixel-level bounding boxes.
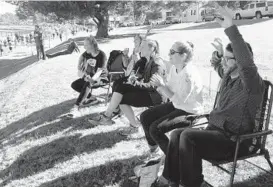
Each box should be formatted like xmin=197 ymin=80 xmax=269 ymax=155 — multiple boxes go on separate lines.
xmin=192 ymin=80 xmax=273 ymax=187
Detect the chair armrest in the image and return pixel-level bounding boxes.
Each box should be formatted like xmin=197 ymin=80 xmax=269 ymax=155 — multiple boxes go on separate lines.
xmin=237 ymin=130 xmax=272 ymax=141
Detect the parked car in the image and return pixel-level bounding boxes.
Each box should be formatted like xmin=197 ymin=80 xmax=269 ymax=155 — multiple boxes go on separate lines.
xmin=165 ymin=17 xmax=180 ymax=24
xmin=234 ymin=1 xmax=273 ymax=20
xmin=201 ymin=10 xmax=215 ymax=22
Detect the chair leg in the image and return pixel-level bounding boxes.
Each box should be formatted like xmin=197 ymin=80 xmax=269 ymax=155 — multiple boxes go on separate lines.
xmin=264 ymin=149 xmax=273 ymax=171
xmin=105 ymin=75 xmax=112 ymax=105
xmin=229 ymin=140 xmax=240 ymax=187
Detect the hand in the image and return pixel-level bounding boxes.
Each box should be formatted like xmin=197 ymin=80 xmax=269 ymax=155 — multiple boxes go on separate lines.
xmin=150 ymin=74 xmax=165 ymax=87
xmin=84 ymin=75 xmax=94 ymax=84
xmin=211 ymin=38 xmax=223 ymax=57
xmin=123 ymin=48 xmax=129 ymax=56
xmin=127 ymin=74 xmax=137 ymax=85
xmin=214 ymin=5 xmax=234 ymax=29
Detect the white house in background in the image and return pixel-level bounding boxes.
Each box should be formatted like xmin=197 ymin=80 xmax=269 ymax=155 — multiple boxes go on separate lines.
xmin=182 ymin=3 xmax=203 ymax=22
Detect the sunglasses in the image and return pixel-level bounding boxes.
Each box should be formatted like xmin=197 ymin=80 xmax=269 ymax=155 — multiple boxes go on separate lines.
xmin=224 ymin=56 xmax=236 ymax=62
xmin=169 ymin=49 xmax=181 ymax=55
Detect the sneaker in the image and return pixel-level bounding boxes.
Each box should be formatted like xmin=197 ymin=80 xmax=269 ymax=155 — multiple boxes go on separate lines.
xmin=143 ymin=148 xmax=163 ymax=164
xmin=88 ymin=113 xmax=115 ymax=126
xmin=81 ymin=97 xmax=99 ymax=107
xmin=118 ymin=125 xmax=139 ymax=136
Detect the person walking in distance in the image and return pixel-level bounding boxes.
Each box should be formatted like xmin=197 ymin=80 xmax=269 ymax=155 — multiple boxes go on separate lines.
xmin=34 ymin=25 xmax=46 ymax=60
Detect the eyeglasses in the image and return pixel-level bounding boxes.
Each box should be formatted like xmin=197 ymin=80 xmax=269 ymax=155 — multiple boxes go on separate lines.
xmin=169 ymin=49 xmax=181 ymax=55
xmin=224 ymin=56 xmax=236 ymax=62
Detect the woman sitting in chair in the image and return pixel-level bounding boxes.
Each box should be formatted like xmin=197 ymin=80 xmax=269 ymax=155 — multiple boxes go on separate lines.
xmin=88 ymin=39 xmax=165 ymax=135
xmin=140 ymin=41 xmax=204 ymax=156
xmin=69 ymin=35 xmax=107 ymax=117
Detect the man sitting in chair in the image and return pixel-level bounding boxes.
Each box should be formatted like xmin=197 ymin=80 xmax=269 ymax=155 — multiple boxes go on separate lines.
xmin=154 ymin=5 xmax=265 ymax=187
xmin=69 ymin=36 xmax=108 ymax=117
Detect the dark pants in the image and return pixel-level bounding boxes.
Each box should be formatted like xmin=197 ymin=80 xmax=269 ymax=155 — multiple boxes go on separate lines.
xmin=140 ymin=102 xmax=192 ymax=154
xmin=162 ymin=127 xmax=249 ymax=187
xmin=47 ymin=50 xmax=71 ymax=58
xmin=36 ymin=44 xmax=46 ymax=60
xmin=113 ymin=78 xmax=155 ymax=107
xmin=71 ymin=78 xmax=108 ymax=106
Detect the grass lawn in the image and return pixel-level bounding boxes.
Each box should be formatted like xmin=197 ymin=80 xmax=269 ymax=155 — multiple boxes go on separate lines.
xmin=0 ymin=19 xmax=273 ymax=187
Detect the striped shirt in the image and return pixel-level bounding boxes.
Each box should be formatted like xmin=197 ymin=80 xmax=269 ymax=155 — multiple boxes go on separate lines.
xmin=209 ymin=25 xmax=265 ymax=136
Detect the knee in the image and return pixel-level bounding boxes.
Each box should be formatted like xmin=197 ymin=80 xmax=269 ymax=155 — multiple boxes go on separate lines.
xmin=140 ymin=109 xmax=153 ymax=126
xmin=179 ymin=129 xmax=195 ymax=147
xmin=71 ymin=81 xmax=76 ymax=90
xmin=170 ymin=129 xmax=183 ymax=142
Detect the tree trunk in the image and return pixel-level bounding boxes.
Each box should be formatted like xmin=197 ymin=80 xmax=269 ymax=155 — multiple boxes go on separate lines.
xmin=95 ymin=9 xmax=109 ymax=38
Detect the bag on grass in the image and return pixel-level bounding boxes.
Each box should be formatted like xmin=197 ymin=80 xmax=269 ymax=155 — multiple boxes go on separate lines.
xmin=133 ymin=159 xmax=161 ymax=187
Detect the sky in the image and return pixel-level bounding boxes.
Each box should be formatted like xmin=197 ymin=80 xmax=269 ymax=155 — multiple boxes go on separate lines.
xmin=0 ymin=1 xmax=17 ymax=15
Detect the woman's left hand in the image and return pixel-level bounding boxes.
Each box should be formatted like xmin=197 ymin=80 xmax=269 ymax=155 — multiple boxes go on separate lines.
xmin=151 ymin=74 xmax=165 ymax=87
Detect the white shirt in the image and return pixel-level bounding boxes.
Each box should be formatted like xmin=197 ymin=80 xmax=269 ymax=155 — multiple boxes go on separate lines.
xmin=166 ymin=64 xmax=204 ymax=114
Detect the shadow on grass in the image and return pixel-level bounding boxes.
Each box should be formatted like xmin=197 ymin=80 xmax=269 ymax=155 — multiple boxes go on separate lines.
xmin=221 ymin=171 xmax=273 ymax=187
xmin=0 ymin=99 xmax=76 ymax=144
xmin=0 ymin=128 xmax=128 ymax=185
xmin=170 ymin=18 xmax=272 ymax=32
xmin=38 ymin=156 xmax=141 ymax=187
xmin=0 ymin=94 xmax=109 ymax=146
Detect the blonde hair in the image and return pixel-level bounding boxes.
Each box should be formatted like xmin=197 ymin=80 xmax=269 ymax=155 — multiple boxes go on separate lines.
xmin=85 ymin=35 xmax=99 ymax=52
xmin=146 ymin=39 xmax=160 ymax=58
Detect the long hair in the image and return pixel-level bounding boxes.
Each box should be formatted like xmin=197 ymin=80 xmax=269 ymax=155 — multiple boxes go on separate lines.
xmin=85 ymin=35 xmax=99 ymax=53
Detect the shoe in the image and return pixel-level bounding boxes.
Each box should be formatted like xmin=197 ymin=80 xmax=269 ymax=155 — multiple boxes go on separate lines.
xmin=81 ymin=97 xmax=99 ymax=107
xmin=152 ymin=175 xmax=169 ymax=187
xmin=88 ymin=112 xmax=115 ymax=126
xmin=118 ymin=124 xmax=139 ymax=136
xmin=143 ymin=148 xmax=163 ymax=164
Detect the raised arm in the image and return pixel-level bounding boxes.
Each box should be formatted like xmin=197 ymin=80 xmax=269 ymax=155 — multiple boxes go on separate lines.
xmin=216 ymin=6 xmax=263 ymax=92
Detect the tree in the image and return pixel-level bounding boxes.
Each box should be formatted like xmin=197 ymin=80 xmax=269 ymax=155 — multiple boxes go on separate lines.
xmin=0 ymin=13 xmax=19 ymax=24
xmin=14 ymin=1 xmax=120 ymax=38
